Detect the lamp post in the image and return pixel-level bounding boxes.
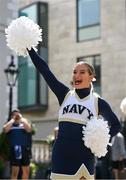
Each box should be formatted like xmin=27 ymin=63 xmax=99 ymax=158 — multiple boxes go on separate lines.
xmin=4 ymin=55 xmax=19 ymax=121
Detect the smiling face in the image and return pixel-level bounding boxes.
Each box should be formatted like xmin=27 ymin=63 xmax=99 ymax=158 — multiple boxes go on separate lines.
xmin=72 ymin=62 xmax=95 ymax=89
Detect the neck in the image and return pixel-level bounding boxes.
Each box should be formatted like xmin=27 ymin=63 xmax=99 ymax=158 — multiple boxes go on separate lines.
xmin=75 ymin=88 xmax=90 ymax=99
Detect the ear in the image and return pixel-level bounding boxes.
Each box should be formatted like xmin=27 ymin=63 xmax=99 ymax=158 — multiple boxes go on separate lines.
xmin=89 ymin=75 xmax=94 ymax=81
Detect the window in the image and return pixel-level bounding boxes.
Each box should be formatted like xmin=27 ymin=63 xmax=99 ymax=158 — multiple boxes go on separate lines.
xmin=77 ymin=55 xmax=101 ymax=95
xmin=18 ymin=2 xmax=48 ymax=111
xmin=77 ymin=0 xmax=100 ymax=41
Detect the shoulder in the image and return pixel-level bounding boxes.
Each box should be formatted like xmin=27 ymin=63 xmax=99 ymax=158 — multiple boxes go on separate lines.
xmin=59 ymin=89 xmax=76 ymax=107
xmin=70 ymin=89 xmax=75 ymax=95
xmin=60 ymin=90 xmax=72 ymax=105
xmin=117 ymin=132 xmax=124 ymax=139
xmin=93 ymin=92 xmax=100 ymax=98
xmin=22 ymin=118 xmax=28 ymax=121
xmin=21 ymin=118 xmax=31 ymax=125
xmin=98 ymin=97 xmax=111 ymax=109
xmin=63 ymin=89 xmax=74 ymax=98
xmin=97 ymin=97 xmax=114 ymax=115
xmin=92 ymin=92 xmax=100 ymax=102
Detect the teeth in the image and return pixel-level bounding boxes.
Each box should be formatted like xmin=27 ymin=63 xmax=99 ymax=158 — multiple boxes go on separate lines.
xmin=75 ymin=81 xmax=81 ymax=85
xmin=74 ymin=80 xmax=82 ymax=85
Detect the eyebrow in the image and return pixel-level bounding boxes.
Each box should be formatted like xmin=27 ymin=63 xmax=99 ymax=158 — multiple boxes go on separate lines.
xmin=73 ymin=69 xmax=87 ymax=73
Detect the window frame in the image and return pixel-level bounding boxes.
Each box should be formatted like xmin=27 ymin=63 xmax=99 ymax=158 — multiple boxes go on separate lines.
xmin=18 ymin=2 xmax=48 ymax=112
xmin=76 ymin=0 xmax=101 ymax=42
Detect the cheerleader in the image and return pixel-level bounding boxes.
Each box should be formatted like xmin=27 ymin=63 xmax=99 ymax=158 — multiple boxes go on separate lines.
xmin=28 ymin=50 xmax=121 ymax=179
xmin=5 ymin=16 xmax=121 ymax=180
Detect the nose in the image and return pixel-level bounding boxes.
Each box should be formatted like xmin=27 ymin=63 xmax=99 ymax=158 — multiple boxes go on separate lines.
xmin=74 ymin=72 xmax=80 ymax=78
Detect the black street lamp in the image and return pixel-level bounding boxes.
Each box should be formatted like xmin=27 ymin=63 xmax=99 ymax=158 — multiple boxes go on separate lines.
xmin=4 ymin=55 xmax=19 ymax=121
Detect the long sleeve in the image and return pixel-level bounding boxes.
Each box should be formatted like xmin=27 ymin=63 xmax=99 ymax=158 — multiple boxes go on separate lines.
xmin=98 ymin=98 xmax=121 ymax=137
xmin=28 ymin=48 xmax=69 ymax=105
xmin=118 ymin=135 xmax=126 ymax=158
xmin=111 ymin=133 xmax=126 ymax=161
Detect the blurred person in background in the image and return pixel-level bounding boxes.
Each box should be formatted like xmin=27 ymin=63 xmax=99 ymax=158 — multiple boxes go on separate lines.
xmin=3 ymin=109 xmax=32 ymax=180
xmin=111 ymin=132 xmax=126 ymax=179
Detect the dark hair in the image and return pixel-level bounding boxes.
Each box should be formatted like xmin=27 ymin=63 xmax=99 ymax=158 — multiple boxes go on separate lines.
xmin=11 ymin=109 xmax=20 ymax=116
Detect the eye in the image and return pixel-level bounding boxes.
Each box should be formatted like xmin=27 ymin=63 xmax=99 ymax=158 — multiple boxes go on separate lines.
xmin=73 ymin=70 xmax=77 ymax=74
xmin=80 ymin=70 xmax=85 ymax=74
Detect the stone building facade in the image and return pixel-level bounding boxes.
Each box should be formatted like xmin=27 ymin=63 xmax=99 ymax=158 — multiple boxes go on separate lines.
xmin=0 ymin=0 xmax=126 ymax=142
xmin=0 ymin=0 xmax=18 ymax=131
xmin=19 ymin=0 xmax=126 ymax=140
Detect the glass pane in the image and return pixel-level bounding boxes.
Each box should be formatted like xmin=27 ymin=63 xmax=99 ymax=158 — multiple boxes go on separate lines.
xmin=18 ymin=2 xmax=48 ymax=109
xmin=18 ymin=4 xmax=37 ymax=107
xmin=78 ymin=25 xmax=100 ymax=41
xmin=19 ymin=4 xmax=37 ymax=23
xmin=93 ymin=57 xmax=101 ymax=95
xmin=77 ymin=0 xmax=100 ymax=41
xmin=18 ymin=56 xmax=36 ymax=106
xmin=78 ymin=0 xmax=100 ymax=27
xmin=39 ymin=48 xmax=48 ymax=105
xmin=39 ymin=4 xmax=48 ymax=47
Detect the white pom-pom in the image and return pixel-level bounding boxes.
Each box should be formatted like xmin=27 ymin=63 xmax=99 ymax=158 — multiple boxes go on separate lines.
xmin=82 ymin=117 xmax=110 ymax=158
xmin=120 ymin=97 xmax=126 ymax=115
xmin=5 ymin=16 xmax=42 ymax=57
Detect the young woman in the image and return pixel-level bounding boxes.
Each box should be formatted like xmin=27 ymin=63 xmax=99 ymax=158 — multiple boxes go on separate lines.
xmin=28 ymin=48 xmax=121 ymax=180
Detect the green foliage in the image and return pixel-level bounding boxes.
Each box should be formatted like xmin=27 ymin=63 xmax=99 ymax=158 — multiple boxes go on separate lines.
xmin=47 ymin=134 xmax=55 ymax=146
xmin=29 ymin=162 xmax=50 ymax=179
xmin=29 ymin=162 xmax=37 ymax=179
xmin=31 ymin=124 xmax=36 ymax=135
xmin=0 ymin=132 xmax=10 ymax=160
xmin=36 ymin=162 xmax=51 ymax=179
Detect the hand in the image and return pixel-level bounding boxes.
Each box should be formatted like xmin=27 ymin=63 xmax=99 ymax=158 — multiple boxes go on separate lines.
xmin=20 ymin=118 xmax=27 ymax=124
xmin=19 ymin=118 xmax=31 ymax=132
xmin=10 ymin=119 xmax=15 ymax=124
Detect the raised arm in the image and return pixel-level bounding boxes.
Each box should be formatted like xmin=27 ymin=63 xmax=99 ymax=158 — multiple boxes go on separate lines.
xmin=98 ymin=98 xmax=121 ymax=137
xmin=20 ymin=118 xmax=32 ymax=132
xmin=28 ymin=48 xmax=69 ymax=105
xmin=3 ymin=119 xmax=15 ymax=133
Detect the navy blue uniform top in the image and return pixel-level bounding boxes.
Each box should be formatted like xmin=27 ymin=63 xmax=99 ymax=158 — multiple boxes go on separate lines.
xmin=28 ymin=48 xmax=121 ymax=175
xmin=7 ymin=123 xmax=31 ymax=147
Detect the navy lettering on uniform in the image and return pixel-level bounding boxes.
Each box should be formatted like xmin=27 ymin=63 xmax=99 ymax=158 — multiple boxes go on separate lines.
xmin=87 ymin=109 xmax=93 ymax=119
xmin=78 ymin=105 xmax=86 ymax=114
xmin=69 ymin=104 xmax=77 ymax=113
xmin=62 ymin=104 xmax=93 ymax=119
xmin=63 ymin=105 xmax=71 ymax=114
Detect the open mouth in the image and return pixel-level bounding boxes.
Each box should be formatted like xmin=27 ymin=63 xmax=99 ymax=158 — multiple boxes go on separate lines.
xmin=74 ymin=80 xmax=82 ymax=85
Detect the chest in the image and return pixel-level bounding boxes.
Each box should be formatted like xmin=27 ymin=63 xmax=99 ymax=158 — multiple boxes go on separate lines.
xmin=59 ymin=92 xmax=98 ymax=123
